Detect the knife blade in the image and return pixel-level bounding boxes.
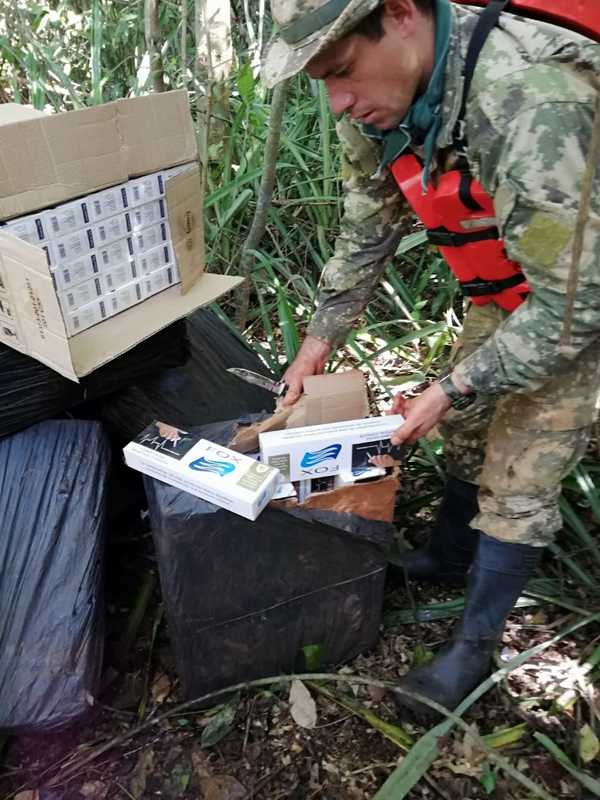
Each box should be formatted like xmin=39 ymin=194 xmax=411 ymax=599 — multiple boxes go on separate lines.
xmin=227 ymin=367 xmax=286 ymax=396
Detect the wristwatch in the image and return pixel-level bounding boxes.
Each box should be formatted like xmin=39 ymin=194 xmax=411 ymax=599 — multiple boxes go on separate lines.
xmin=439 ymin=374 xmax=477 ymax=410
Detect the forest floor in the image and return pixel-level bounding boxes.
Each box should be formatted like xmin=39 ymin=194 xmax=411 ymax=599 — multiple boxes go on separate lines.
xmin=2 ymin=463 xmax=598 ymax=800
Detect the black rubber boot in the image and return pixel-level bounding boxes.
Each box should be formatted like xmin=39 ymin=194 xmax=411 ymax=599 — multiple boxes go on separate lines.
xmin=390 ymin=476 xmax=480 ymax=586
xmin=393 ymin=533 xmax=542 ymax=718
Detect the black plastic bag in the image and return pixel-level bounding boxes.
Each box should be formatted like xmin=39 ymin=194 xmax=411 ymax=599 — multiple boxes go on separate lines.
xmin=0 ymin=319 xmax=188 ymax=439
xmin=0 ymin=420 xmax=110 ymax=733
xmin=98 ymin=308 xmax=276 ymax=444
xmin=143 ymin=420 xmax=393 ymax=700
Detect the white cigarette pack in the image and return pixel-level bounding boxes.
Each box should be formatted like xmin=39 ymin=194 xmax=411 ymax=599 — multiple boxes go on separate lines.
xmin=126 ymin=199 xmax=166 ymax=232
xmin=105 ymin=278 xmax=144 ymax=314
xmin=259 ymin=414 xmax=406 ymax=482
xmin=51 ymin=227 xmax=95 ymax=265
xmin=51 ymin=253 xmax=99 ymax=290
xmin=141 ymin=264 xmax=178 ymax=298
xmin=58 ymin=275 xmax=103 ymax=313
xmin=100 ymin=260 xmax=137 ymax=293
xmin=4 ymin=213 xmax=47 ymax=245
xmin=124 ymin=423 xmax=281 ymax=520
xmin=64 ymin=297 xmax=107 ymax=336
xmin=44 ymin=201 xmax=87 ymax=237
xmin=86 ymin=186 xmax=129 ymax=222
xmin=132 ymin=221 xmax=170 ymax=254
xmin=96 ymin=237 xmax=135 ymax=269
xmin=135 ymin=242 xmax=173 ymax=275
xmin=127 ymin=173 xmax=165 ymax=207
xmin=93 ymin=213 xmax=131 ymax=247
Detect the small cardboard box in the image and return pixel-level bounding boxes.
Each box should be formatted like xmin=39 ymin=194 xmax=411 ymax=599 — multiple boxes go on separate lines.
xmin=124 ymin=423 xmax=281 ymax=521
xmin=259 ymin=414 xmax=406 ymax=482
xmin=0 ymin=93 xmax=241 ymax=380
xmin=285 ymin=369 xmax=369 ymax=428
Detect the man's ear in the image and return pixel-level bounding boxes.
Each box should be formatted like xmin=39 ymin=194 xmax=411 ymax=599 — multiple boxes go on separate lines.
xmin=382 ymin=0 xmax=419 ymax=37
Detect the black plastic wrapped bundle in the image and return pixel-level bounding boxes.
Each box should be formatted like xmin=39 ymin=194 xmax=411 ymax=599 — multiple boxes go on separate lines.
xmin=98 ymin=307 xmax=276 ymax=443
xmin=0 ymin=319 xmax=188 ymax=439
xmin=143 ymin=420 xmax=393 ymax=700
xmin=0 ymin=420 xmax=110 ymax=732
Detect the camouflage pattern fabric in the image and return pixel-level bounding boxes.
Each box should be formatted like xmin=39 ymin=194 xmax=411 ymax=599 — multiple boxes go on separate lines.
xmin=304 ymin=4 xmax=600 ymax=544
xmin=262 ymin=0 xmax=381 ymax=88
xmin=441 ymin=303 xmax=600 ymax=545
xmin=306 ymin=116 xmax=410 ymax=347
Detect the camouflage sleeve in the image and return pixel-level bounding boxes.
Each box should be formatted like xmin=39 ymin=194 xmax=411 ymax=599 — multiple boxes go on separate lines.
xmin=454 ymin=96 xmax=600 ymax=396
xmin=306 ymin=117 xmax=409 ymax=347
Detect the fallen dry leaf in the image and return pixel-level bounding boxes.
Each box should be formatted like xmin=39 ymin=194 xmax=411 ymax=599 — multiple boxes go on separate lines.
xmin=80 ymin=781 xmax=108 ymax=799
xmin=200 ymin=775 xmax=247 ymax=800
xmin=130 ymin=747 xmax=155 ymax=799
xmin=289 ymin=679 xmax=317 ymax=729
xmin=367 ymin=686 xmax=386 ymax=703
xmin=151 ymin=673 xmax=172 ymax=704
xmin=191 ymin=744 xmax=212 ymax=780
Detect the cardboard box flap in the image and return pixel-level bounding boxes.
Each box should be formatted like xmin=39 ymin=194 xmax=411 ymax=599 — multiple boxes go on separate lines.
xmin=69 ymin=273 xmax=241 ymax=378
xmin=0 ymin=90 xmax=198 ymax=220
xmin=0 ymin=104 xmax=47 ymax=125
xmin=0 ymin=104 xmax=126 ymax=220
xmin=166 ymin=165 xmax=205 ymax=292
xmin=286 ymin=369 xmax=368 ymax=428
xmin=118 ymin=93 xmax=197 ymax=178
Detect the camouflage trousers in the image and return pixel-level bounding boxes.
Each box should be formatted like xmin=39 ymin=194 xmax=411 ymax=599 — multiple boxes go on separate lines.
xmin=439 ymin=303 xmax=600 ymax=546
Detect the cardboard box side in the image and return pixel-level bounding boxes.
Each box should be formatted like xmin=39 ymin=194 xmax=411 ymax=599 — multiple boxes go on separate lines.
xmin=165 ymin=166 xmax=205 ymax=292
xmin=0 ymin=232 xmax=77 ymax=380
xmin=69 ymin=273 xmax=242 ymax=377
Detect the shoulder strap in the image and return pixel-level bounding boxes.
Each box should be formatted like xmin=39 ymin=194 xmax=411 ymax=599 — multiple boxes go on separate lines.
xmin=454 ymin=0 xmax=510 ymax=148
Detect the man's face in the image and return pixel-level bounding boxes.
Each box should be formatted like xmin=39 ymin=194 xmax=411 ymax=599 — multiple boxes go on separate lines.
xmin=305 ymin=3 xmax=430 ymax=131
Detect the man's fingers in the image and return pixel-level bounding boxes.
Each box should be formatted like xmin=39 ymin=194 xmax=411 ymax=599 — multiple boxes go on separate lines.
xmin=390 ymin=422 xmax=412 ymax=446
xmin=282 ymin=385 xmax=302 ymax=406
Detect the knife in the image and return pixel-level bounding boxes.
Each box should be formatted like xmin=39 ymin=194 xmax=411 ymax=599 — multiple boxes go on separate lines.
xmin=227 ymin=367 xmax=286 ymax=397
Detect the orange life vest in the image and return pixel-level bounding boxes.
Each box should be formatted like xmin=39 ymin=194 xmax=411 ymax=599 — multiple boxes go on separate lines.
xmin=390 ymin=155 xmax=529 ymax=312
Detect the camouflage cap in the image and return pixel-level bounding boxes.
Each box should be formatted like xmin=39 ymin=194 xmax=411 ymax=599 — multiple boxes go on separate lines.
xmin=262 ymin=0 xmax=382 ymax=88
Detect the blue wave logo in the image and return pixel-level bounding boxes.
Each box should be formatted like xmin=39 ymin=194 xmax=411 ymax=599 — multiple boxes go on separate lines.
xmin=300 ymin=443 xmax=342 ymax=468
xmin=189 ymin=456 xmax=235 ymax=477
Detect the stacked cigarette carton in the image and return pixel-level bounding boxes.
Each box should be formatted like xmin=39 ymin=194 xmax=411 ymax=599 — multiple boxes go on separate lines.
xmin=1 ymin=164 xmax=192 ymax=337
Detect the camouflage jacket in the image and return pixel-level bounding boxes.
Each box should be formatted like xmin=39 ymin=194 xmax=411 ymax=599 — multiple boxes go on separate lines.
xmin=307 ymin=4 xmax=600 ymax=396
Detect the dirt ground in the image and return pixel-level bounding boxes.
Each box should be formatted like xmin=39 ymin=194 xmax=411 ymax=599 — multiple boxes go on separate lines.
xmin=1 ymin=469 xmax=599 ymax=800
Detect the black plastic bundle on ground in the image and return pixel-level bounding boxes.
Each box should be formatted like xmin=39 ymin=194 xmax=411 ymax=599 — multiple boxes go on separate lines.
xmin=0 ymin=420 xmax=110 ymax=733
xmin=0 ymin=319 xmax=188 ymax=439
xmin=143 ymin=420 xmax=393 ymax=701
xmin=97 ymin=308 xmax=276 ymax=444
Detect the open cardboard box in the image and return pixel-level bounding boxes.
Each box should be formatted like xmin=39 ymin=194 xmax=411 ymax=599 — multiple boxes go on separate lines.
xmin=0 ymin=91 xmax=241 ymax=382
xmin=230 ymin=369 xmax=371 ymax=451
xmin=228 ymin=369 xmax=401 ymax=522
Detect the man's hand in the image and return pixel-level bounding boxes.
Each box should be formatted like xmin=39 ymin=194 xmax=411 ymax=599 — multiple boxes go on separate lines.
xmin=282 ymin=335 xmax=332 ymax=406
xmin=156 ymin=422 xmax=184 ymax=444
xmin=389 ymin=382 xmax=452 ymax=445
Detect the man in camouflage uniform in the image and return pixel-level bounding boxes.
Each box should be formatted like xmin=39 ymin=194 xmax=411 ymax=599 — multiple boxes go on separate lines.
xmin=262 ymin=0 xmax=600 ymax=715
